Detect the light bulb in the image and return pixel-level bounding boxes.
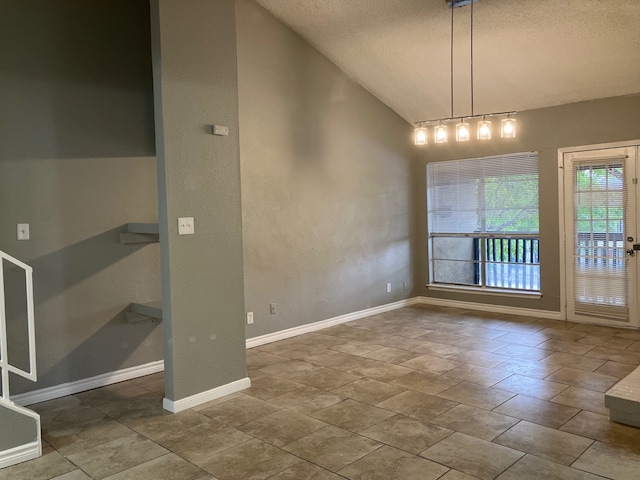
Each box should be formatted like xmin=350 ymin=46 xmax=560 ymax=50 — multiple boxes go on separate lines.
xmin=456 ymin=121 xmax=470 ymax=142
xmin=477 ymin=119 xmax=491 ymax=140
xmin=434 ymin=124 xmax=448 ymax=143
xmin=501 ymin=117 xmax=517 ymax=138
xmin=414 ymin=127 xmax=427 ymax=145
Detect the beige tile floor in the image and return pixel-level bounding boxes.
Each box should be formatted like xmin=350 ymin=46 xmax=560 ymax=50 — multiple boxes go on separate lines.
xmin=4 ymin=304 xmax=640 ymax=479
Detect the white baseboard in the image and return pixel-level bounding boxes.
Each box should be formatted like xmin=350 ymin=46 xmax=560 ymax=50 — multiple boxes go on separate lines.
xmin=246 ymin=297 xmax=420 ymax=349
xmin=12 ymin=360 xmax=165 ymax=407
xmin=8 ymin=295 xmax=559 ymax=412
xmin=0 ymin=440 xmax=42 ymax=469
xmin=417 ymin=296 xmax=562 ymax=320
xmin=163 ymin=377 xmax=251 ymax=413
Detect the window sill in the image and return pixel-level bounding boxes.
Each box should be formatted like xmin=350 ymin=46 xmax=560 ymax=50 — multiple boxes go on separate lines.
xmin=426 ymin=284 xmax=542 ymax=299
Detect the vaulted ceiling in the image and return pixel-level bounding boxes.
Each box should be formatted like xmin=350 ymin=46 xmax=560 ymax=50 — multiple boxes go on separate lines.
xmin=255 ymin=0 xmax=640 ymax=124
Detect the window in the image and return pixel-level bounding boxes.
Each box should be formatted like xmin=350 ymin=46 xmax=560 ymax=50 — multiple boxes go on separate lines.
xmin=426 ymin=152 xmax=540 ymax=293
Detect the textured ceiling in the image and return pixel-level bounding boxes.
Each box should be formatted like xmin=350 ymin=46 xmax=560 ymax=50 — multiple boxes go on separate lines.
xmin=255 ymin=0 xmax=640 ymax=124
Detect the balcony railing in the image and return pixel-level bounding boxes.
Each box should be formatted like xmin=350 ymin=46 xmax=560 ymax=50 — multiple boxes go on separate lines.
xmin=430 ymin=234 xmax=540 ymax=292
xmin=575 ymin=232 xmax=624 ymax=268
xmin=481 ymin=237 xmax=540 ymax=291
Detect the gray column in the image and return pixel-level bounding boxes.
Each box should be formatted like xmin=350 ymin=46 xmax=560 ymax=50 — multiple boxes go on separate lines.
xmin=150 ymin=0 xmax=248 ymax=409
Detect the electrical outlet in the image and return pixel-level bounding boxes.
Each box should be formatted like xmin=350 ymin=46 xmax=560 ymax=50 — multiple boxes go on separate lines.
xmin=386 ymin=283 xmax=391 ymax=293
xmin=270 ymin=303 xmax=277 ymax=314
xmin=246 ymin=312 xmax=254 ymax=324
xmin=403 ymin=281 xmax=407 ymax=290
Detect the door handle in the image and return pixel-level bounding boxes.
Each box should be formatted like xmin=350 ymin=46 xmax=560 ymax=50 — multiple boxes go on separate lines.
xmin=627 ymin=249 xmax=636 ymax=256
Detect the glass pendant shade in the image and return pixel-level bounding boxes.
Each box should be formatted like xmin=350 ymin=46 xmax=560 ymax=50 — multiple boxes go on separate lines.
xmin=414 ymin=127 xmax=427 ymax=145
xmin=501 ymin=117 xmax=517 ymax=138
xmin=456 ymin=121 xmax=470 ymax=142
xmin=477 ymin=119 xmax=492 ymax=140
xmin=434 ymin=124 xmax=448 ymax=143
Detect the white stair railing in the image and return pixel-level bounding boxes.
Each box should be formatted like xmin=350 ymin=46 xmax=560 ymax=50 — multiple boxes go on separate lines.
xmin=0 ymin=251 xmax=40 ymax=470
xmin=0 ymin=250 xmax=37 ymax=402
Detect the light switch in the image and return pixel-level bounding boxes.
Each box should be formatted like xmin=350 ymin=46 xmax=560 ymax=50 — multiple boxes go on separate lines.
xmin=17 ymin=223 xmax=30 ymax=240
xmin=178 ymin=217 xmax=195 ymax=235
xmin=212 ymin=124 xmax=229 ymax=136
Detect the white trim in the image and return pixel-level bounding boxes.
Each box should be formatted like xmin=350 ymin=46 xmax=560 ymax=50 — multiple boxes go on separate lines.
xmin=12 ymin=360 xmax=164 ymax=407
xmin=163 ymin=377 xmax=250 ymax=413
xmin=558 ymin=148 xmax=567 ymax=321
xmin=417 ymin=296 xmax=561 ymax=320
xmin=557 ymin=139 xmax=640 ymax=155
xmin=0 ymin=440 xmax=41 ymax=469
xmin=0 ymin=250 xmax=37 ymax=403
xmin=0 ymin=250 xmax=32 ymax=272
xmin=246 ymin=298 xmax=420 ymax=349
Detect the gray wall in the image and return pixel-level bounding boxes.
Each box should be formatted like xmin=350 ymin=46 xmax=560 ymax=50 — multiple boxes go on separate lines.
xmin=0 ymin=1 xmax=155 ymax=159
xmin=417 ymin=94 xmax=640 ymax=312
xmin=151 ymin=0 xmax=247 ymax=401
xmin=0 ymin=1 xmax=162 ymax=394
xmin=0 ymin=405 xmax=38 ymax=450
xmin=237 ymin=0 xmax=418 ymax=338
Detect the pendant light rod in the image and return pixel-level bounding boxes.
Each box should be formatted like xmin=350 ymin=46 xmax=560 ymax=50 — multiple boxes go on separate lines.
xmin=450 ymin=3 xmax=454 ymax=119
xmin=470 ymin=0 xmax=474 ymax=117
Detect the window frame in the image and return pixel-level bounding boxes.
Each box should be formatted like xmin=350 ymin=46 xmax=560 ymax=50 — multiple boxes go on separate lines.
xmin=426 ymin=152 xmax=541 ymax=296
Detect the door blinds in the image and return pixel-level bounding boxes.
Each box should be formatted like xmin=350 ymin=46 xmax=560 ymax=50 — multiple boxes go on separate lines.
xmin=572 ymin=156 xmax=629 ymax=321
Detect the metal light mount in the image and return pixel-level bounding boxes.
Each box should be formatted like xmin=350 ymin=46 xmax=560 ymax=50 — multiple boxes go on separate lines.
xmin=446 ymin=0 xmax=478 ymax=7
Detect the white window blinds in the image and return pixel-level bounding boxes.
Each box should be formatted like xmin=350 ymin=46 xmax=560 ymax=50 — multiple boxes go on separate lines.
xmin=427 ymin=152 xmax=539 ymax=236
xmin=571 ymin=156 xmax=629 ymax=321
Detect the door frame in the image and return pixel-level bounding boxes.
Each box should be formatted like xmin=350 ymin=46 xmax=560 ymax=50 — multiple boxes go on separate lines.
xmin=558 ymin=140 xmax=640 ymax=324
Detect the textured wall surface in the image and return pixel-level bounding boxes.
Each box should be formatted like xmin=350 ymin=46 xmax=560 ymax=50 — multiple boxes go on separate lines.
xmin=0 ymin=0 xmax=162 ymax=395
xmin=151 ymin=0 xmax=247 ymax=401
xmin=0 ymin=0 xmax=155 ymax=159
xmin=237 ymin=0 xmax=417 ymax=338
xmin=417 ymin=94 xmax=640 ymax=312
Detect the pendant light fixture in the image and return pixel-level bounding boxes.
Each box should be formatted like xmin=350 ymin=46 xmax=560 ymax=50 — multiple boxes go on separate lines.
xmin=501 ymin=114 xmax=517 ymax=138
xmin=477 ymin=116 xmax=491 ymax=140
xmin=434 ymin=122 xmax=448 ymax=143
xmin=414 ymin=0 xmax=518 ymax=145
xmin=456 ymin=120 xmax=470 ymax=142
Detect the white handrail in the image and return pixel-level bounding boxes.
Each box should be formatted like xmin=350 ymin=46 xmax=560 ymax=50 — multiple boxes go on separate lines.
xmin=0 ymin=250 xmax=37 ymax=402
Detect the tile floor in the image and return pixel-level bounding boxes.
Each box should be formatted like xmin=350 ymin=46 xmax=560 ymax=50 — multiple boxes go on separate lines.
xmin=4 ymin=305 xmax=640 ymax=479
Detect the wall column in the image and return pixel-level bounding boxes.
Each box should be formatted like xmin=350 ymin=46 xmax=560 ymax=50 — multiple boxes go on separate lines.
xmin=150 ymin=0 xmax=248 ymax=411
